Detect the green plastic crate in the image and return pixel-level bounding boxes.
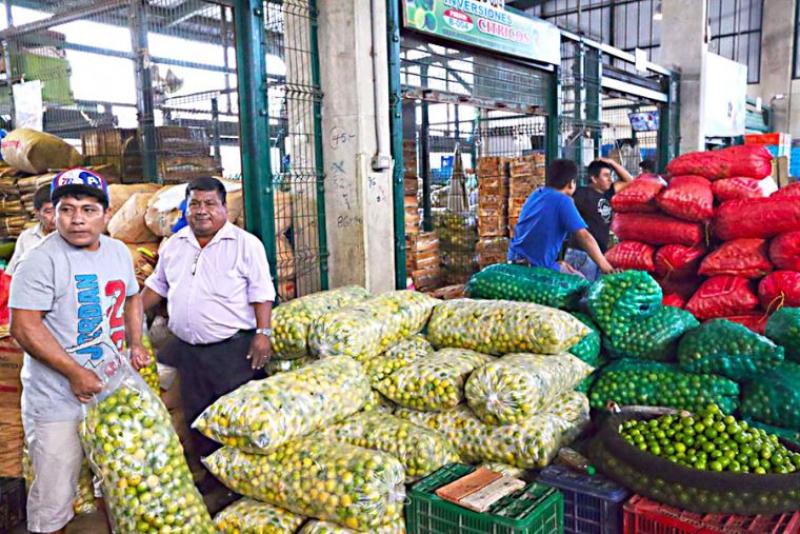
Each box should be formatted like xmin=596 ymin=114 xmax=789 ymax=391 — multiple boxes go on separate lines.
xmin=406 ymin=464 xmax=564 ymax=534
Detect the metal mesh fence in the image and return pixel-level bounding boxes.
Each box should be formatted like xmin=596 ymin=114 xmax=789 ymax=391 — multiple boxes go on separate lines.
xmin=0 ymin=0 xmax=327 ymax=300
xmin=262 ymin=0 xmax=325 ymax=299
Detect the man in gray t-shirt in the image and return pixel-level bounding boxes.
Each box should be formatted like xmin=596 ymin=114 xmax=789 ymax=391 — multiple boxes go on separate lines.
xmin=9 ymin=168 xmax=147 ymax=534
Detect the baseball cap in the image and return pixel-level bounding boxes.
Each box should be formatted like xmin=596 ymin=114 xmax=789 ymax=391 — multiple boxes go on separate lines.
xmin=51 ymin=168 xmax=109 ymax=206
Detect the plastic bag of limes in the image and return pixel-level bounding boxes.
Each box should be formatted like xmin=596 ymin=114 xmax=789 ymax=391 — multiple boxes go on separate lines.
xmin=361 ymin=390 xmax=396 ymax=414
xmin=204 ymin=437 xmax=406 ymax=531
xmin=466 ymin=353 xmax=593 ymax=425
xmin=328 ymin=412 xmax=460 ymax=481
xmin=22 ymin=444 xmax=96 ymax=515
xmin=194 ymin=357 xmax=370 ymax=453
xmin=79 ymin=356 xmax=214 ymax=533
xmin=264 ymin=356 xmax=313 ymax=376
xmin=137 ymin=334 xmax=160 ymax=393
xmin=362 ymin=334 xmax=433 ymax=387
xmin=765 ymin=307 xmax=800 ymax=362
xmin=299 ymin=519 xmax=406 ymax=534
xmin=214 ymin=498 xmax=306 ymax=533
xmin=309 ymin=291 xmax=437 ymax=361
xmin=480 ymin=462 xmax=525 ymax=478
xmin=741 ymin=361 xmax=800 ymax=432
xmin=376 ymin=348 xmax=494 ymax=411
xmin=590 ymin=359 xmax=740 ymax=414
xmin=677 ymin=319 xmax=784 ymax=381
xmin=396 ymin=391 xmax=590 ymax=468
xmin=465 ymin=263 xmax=590 ymax=309
xmin=427 ymin=299 xmax=589 ymax=355
xmin=273 ymin=286 xmax=370 ymax=360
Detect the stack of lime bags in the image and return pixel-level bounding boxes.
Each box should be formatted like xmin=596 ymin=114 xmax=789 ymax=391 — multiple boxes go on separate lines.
xmin=195 ymin=287 xmax=594 ymax=532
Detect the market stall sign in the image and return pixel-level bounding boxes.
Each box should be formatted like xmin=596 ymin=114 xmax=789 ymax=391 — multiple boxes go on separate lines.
xmin=403 ymin=0 xmax=561 ymax=65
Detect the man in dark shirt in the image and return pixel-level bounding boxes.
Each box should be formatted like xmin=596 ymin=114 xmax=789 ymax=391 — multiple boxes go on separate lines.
xmin=564 ymin=158 xmax=634 ymax=280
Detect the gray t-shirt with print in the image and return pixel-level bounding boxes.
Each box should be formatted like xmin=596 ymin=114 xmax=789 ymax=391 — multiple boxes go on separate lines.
xmin=9 ymin=233 xmax=138 ymax=423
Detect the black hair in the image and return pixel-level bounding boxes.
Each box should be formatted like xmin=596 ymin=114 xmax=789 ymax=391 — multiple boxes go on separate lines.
xmin=186 ymin=176 xmax=226 ymax=205
xmin=587 ymin=160 xmax=614 ymax=179
xmin=545 ymin=159 xmax=578 ymax=189
xmin=639 ymin=159 xmax=656 ymax=173
xmin=33 ymin=184 xmax=52 ymax=210
xmin=54 ymin=191 xmax=109 ymax=210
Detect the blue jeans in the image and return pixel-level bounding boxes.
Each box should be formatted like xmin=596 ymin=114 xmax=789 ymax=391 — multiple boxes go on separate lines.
xmin=564 ymin=248 xmax=600 ymax=282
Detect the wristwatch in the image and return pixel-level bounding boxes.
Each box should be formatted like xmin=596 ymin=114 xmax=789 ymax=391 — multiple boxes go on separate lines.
xmin=255 ymin=328 xmax=273 ymax=337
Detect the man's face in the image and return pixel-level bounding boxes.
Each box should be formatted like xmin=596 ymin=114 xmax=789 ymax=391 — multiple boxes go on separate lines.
xmin=187 ymin=189 xmax=227 ymax=238
xmin=55 ymin=196 xmax=109 ymax=248
xmin=35 ymin=202 xmax=55 ymax=233
xmin=591 ymin=169 xmax=613 ymax=192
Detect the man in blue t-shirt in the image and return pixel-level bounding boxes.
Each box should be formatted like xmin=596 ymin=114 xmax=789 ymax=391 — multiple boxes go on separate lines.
xmin=508 ymin=159 xmax=615 ymax=276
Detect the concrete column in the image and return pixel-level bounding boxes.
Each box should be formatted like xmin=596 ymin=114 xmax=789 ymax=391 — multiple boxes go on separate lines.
xmin=659 ymin=0 xmax=708 ymax=153
xmin=757 ymin=0 xmax=797 ymax=134
xmin=318 ymin=0 xmax=396 ymax=293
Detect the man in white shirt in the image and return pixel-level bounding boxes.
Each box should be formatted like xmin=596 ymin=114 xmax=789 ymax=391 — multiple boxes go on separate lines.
xmin=6 ymin=185 xmax=55 ymax=275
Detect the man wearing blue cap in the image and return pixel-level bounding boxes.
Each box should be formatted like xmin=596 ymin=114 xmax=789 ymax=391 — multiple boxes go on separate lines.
xmin=8 ymin=168 xmax=149 ymax=534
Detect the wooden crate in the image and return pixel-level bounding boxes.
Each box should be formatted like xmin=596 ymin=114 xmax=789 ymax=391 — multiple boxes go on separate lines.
xmin=477 ymin=237 xmax=509 ymax=267
xmin=478 ymin=214 xmax=507 ymax=238
xmin=158 ymin=155 xmax=221 ymax=184
xmin=508 ymin=154 xmax=546 ymax=177
xmin=0 ymin=408 xmax=22 ymax=478
xmin=477 ymin=156 xmax=508 ymax=177
xmin=478 ymin=175 xmax=508 ymax=198
xmin=509 ymin=175 xmax=545 ymax=199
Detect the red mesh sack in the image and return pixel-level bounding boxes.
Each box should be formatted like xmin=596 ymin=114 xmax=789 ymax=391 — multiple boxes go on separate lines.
xmin=715 ymin=314 xmax=768 ymax=335
xmin=610 ymin=176 xmax=665 ymax=213
xmin=605 ymin=241 xmax=656 ymax=272
xmin=769 ymin=231 xmax=800 ymax=271
xmin=685 ymin=275 xmax=760 ymax=321
xmin=654 ymin=245 xmax=706 ymax=280
xmin=656 ymin=175 xmax=715 ymax=222
xmin=612 ymin=213 xmax=704 ymax=247
xmin=711 ymin=177 xmax=765 ymax=202
xmin=657 ymin=276 xmax=702 ymax=302
xmin=663 ymin=293 xmax=686 ymax=309
xmin=771 ymin=182 xmax=800 ymax=200
xmin=758 ymin=271 xmax=800 ymax=310
xmin=665 ymin=145 xmax=773 ymax=180
xmin=698 ymin=239 xmax=773 ymax=279
xmin=715 ymin=198 xmax=800 ymax=240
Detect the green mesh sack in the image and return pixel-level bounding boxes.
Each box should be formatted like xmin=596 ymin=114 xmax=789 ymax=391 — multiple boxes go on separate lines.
xmin=589 ymin=359 xmax=739 ymax=414
xmin=427 ymin=299 xmax=589 ymax=355
xmin=465 ymin=263 xmax=590 ymax=309
xmin=362 ymin=334 xmax=433 ymax=387
xmin=214 ymin=499 xmax=306 ymax=533
xmin=741 ymin=362 xmax=800 ymax=432
xmin=273 ymin=286 xmax=370 ymax=360
xmin=569 ymin=312 xmax=602 ymax=367
xmin=587 ymin=271 xmax=663 ymax=336
xmin=465 ymin=353 xmax=593 ymax=425
xmin=604 ymin=306 xmax=699 ymax=362
xmin=677 ymin=319 xmax=784 ymax=381
xmin=765 ymin=307 xmax=800 ymax=362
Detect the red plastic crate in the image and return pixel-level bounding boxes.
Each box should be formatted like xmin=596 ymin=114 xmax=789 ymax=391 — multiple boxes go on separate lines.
xmin=623 ymin=495 xmax=800 ymax=534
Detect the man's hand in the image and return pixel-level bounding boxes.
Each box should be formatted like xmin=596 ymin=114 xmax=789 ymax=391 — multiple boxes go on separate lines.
xmin=247 ymin=333 xmax=272 ymax=370
xmin=69 ymin=367 xmax=103 ymax=403
xmin=129 ymin=343 xmax=150 ymax=371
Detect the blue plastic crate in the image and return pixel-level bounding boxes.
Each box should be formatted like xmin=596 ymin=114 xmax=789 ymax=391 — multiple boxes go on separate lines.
xmin=537 ymin=465 xmax=630 ymax=534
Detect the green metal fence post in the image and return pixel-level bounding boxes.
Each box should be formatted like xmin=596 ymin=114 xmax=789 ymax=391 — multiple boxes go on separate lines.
xmin=130 ymin=0 xmax=159 ymax=183
xmin=387 ymin=0 xmax=407 ymax=288
xmin=308 ymin=0 xmax=329 ymax=290
xmin=658 ymin=71 xmax=680 ymax=170
xmin=234 ymin=0 xmax=277 ymax=280
xmin=546 ymin=66 xmax=561 ymax=165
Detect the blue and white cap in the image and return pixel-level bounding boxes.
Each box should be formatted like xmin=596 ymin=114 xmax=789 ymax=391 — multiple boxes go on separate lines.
xmin=50 ymin=168 xmax=109 ymax=205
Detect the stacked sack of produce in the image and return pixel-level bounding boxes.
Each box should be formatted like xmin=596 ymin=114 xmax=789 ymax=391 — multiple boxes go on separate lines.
xmin=606 ymin=145 xmax=800 ymax=335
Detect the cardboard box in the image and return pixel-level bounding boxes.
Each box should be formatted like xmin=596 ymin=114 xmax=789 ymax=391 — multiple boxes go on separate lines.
xmin=0 ymin=408 xmax=23 ymax=477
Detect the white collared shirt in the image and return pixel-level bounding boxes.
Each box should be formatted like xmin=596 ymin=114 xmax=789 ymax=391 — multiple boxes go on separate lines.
xmin=6 ymin=223 xmax=46 ymax=275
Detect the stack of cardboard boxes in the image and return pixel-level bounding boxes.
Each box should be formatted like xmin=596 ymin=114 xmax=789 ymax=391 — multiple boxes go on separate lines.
xmin=0 ymin=336 xmax=23 ymax=478
xmin=508 ymin=154 xmax=546 ymax=237
xmin=403 ymin=140 xmax=441 ymax=290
